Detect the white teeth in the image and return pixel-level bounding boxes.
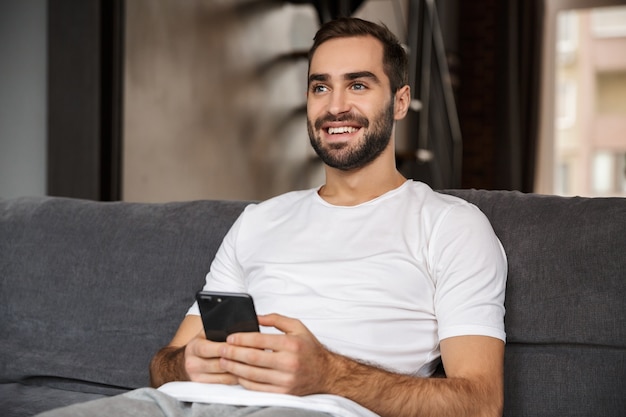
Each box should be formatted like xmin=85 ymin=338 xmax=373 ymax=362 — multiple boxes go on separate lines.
xmin=328 ymin=126 xmax=358 ymax=134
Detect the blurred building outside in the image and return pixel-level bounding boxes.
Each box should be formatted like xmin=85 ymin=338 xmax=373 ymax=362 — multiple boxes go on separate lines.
xmin=552 ymin=5 xmax=626 ymax=197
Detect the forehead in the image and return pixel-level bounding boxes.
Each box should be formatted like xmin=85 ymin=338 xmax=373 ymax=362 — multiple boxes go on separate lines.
xmin=309 ymin=35 xmax=386 ymax=81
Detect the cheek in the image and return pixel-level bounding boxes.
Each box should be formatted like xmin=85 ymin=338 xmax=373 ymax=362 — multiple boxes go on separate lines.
xmin=358 ymin=96 xmax=389 ymax=119
xmin=354 ymin=106 xmax=377 ymax=123
xmin=306 ymin=101 xmax=322 ymax=120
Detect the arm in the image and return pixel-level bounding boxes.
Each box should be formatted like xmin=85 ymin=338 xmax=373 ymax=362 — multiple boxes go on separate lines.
xmin=326 ymin=334 xmax=504 ymax=417
xmin=149 ymin=314 xmax=238 ymax=388
xmin=220 ymin=314 xmax=504 ymax=417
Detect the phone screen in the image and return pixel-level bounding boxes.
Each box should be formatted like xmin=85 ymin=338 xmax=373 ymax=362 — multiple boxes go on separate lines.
xmin=196 ymin=291 xmax=259 ymax=342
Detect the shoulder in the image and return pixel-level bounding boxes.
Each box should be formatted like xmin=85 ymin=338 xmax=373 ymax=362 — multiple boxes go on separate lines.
xmin=402 ymin=182 xmax=499 ymax=253
xmin=238 ymin=188 xmax=318 ymax=224
xmin=404 ymin=181 xmax=481 ymax=221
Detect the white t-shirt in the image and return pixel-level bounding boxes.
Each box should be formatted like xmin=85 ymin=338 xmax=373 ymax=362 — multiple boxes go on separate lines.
xmin=170 ymin=180 xmax=507 ymax=416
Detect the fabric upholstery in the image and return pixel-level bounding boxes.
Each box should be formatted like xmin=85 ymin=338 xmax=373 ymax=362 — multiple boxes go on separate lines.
xmin=0 ymin=383 xmax=108 ymax=417
xmin=0 ymin=196 xmax=249 ymax=417
xmin=443 ymin=190 xmax=626 ymax=417
xmin=1 ymin=192 xmax=624 ymax=417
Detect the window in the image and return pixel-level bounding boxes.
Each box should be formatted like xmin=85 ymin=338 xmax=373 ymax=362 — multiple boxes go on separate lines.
xmin=557 ymin=11 xmax=578 ymax=64
xmin=593 ymin=151 xmax=614 ymax=193
xmin=591 ymin=6 xmax=626 ymax=38
xmin=592 ymin=151 xmax=626 ymax=195
xmin=537 ymin=2 xmax=626 ymax=197
xmin=556 ymin=81 xmax=577 ymax=129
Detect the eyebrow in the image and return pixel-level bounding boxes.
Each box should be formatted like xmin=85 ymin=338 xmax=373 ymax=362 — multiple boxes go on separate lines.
xmin=308 ymin=71 xmax=382 ymax=86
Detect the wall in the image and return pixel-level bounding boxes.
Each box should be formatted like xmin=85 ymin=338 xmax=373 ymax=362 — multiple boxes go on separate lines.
xmin=122 ymin=0 xmax=408 ymax=202
xmin=0 ymin=1 xmax=47 ymax=199
xmin=0 ymin=0 xmax=458 ymax=202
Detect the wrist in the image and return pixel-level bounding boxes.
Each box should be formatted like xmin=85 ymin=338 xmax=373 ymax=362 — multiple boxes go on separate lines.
xmin=149 ymin=345 xmax=189 ymax=387
xmin=320 ymin=349 xmax=358 ymax=395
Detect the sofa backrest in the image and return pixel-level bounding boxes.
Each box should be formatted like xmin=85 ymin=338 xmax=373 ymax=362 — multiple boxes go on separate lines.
xmin=443 ymin=190 xmax=625 ymax=417
xmin=0 ymin=196 xmax=250 ymax=393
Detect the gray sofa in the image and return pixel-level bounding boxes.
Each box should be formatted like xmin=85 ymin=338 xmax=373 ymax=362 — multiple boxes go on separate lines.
xmin=1 ymin=190 xmax=624 ymax=417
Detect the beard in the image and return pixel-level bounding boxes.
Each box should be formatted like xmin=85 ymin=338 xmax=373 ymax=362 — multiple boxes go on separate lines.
xmin=307 ymin=100 xmax=395 ymax=171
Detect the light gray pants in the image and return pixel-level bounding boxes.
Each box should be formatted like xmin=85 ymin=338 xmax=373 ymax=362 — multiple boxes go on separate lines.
xmin=36 ymin=388 xmax=332 ymax=417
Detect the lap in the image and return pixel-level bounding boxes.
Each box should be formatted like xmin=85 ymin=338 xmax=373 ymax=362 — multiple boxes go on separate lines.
xmin=35 ymin=388 xmax=332 ymax=417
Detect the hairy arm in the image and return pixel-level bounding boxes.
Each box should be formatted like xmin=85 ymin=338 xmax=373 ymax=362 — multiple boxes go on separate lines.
xmin=149 ymin=345 xmax=187 ymax=387
xmin=220 ymin=314 xmax=504 ymax=417
xmin=324 ymin=335 xmax=504 ymax=417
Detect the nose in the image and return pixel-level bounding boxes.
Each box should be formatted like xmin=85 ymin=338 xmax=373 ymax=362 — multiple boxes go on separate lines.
xmin=327 ymin=89 xmax=351 ymax=115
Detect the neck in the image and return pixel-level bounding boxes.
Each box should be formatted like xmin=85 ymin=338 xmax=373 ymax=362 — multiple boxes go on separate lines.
xmin=319 ymin=144 xmax=407 ymax=206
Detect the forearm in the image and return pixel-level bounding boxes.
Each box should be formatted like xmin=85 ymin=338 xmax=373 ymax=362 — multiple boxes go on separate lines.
xmin=326 ymin=354 xmax=502 ymax=417
xmin=149 ymin=345 xmax=189 ymax=388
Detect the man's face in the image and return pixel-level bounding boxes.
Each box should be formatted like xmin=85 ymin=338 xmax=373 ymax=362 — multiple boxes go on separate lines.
xmin=307 ymin=36 xmax=396 ymax=171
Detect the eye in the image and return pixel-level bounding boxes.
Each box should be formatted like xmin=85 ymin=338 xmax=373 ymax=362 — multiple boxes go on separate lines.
xmin=350 ymin=82 xmax=367 ymax=91
xmin=311 ymin=84 xmax=329 ymax=94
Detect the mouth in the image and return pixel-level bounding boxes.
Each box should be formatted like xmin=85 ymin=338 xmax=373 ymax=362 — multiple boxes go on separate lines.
xmin=321 ymin=124 xmax=362 ymax=144
xmin=326 ymin=125 xmax=361 ymax=135
xmin=312 ymin=113 xmax=369 ymax=142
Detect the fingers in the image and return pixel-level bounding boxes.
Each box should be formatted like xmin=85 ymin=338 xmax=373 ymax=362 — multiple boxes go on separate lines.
xmin=238 ymin=372 xmax=298 ymax=395
xmin=219 ymin=322 xmax=331 ymax=396
xmin=192 ymin=368 xmax=239 ymax=385
xmin=219 ymin=347 xmax=302 ymax=395
xmin=174 ymin=315 xmax=328 ymax=395
xmin=219 ymin=342 xmax=330 ymax=396
xmin=184 ymin=336 xmax=238 ymax=385
xmin=186 ymin=333 xmax=223 ymax=360
xmin=257 ymin=313 xmax=307 ymax=335
xmin=221 ymin=338 xmax=295 ymax=370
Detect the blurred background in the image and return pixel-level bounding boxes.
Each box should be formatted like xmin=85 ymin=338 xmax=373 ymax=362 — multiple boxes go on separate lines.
xmin=1 ymin=0 xmax=625 ymax=202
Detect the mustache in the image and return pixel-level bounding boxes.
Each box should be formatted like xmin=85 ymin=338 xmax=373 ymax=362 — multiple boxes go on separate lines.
xmin=314 ymin=113 xmax=370 ymax=131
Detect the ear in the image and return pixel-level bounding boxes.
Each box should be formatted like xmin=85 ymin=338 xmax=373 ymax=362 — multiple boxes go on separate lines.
xmin=393 ymin=85 xmax=411 ymax=121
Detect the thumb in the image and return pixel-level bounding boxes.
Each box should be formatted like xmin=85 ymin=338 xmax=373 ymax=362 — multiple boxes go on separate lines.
xmin=258 ymin=313 xmax=305 ymax=335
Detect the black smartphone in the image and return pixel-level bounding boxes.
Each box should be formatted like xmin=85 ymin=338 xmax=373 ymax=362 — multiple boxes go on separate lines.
xmin=196 ymin=291 xmax=259 ymax=342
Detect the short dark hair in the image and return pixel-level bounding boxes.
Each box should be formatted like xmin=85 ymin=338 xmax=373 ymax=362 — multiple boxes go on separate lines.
xmin=308 ymin=17 xmax=408 ymax=93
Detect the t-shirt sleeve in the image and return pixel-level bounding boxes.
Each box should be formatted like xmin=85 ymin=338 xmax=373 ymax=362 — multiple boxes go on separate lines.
xmin=430 ymin=202 xmax=507 ymax=342
xmin=186 ymin=208 xmax=249 ymax=316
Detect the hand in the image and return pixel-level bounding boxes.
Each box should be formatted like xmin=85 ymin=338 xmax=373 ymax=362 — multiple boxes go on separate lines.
xmin=184 ymin=332 xmax=239 ymax=385
xmin=218 ymin=313 xmax=334 ymax=396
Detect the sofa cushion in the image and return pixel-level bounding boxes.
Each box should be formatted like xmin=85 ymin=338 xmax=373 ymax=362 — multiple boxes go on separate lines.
xmin=503 ymin=344 xmax=625 ymax=417
xmin=0 ymin=197 xmax=249 ymax=392
xmin=0 ymin=382 xmax=110 ymax=417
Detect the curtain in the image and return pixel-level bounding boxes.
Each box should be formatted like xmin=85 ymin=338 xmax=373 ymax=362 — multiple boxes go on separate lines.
xmin=495 ymin=0 xmax=544 ymax=192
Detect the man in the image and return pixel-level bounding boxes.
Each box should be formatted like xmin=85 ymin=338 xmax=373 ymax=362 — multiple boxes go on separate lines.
xmin=39 ymin=17 xmax=506 ymax=417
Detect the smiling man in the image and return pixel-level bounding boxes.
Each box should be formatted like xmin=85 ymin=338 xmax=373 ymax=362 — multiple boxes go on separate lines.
xmin=306 ymin=31 xmax=408 ymax=196
xmin=307 ymin=42 xmax=398 ymax=172
xmin=38 ymin=18 xmax=507 ymax=417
